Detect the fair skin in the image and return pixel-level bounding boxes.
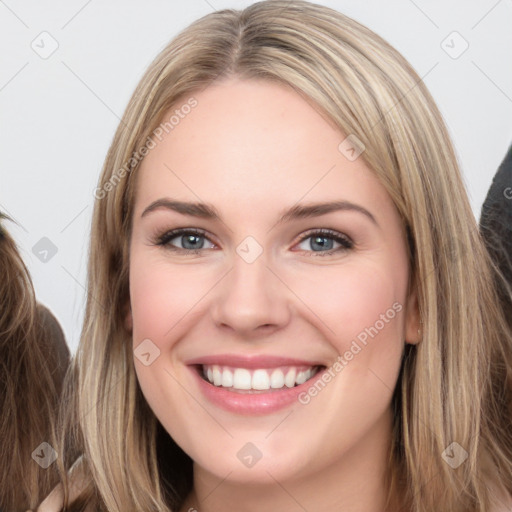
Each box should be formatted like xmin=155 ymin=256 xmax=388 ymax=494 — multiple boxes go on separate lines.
xmin=127 ymin=77 xmax=420 ymax=512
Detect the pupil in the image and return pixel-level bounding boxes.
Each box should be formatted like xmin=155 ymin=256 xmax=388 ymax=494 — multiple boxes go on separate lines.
xmin=183 ymin=234 xmax=203 ymax=250
xmin=312 ymin=236 xmax=333 ymax=251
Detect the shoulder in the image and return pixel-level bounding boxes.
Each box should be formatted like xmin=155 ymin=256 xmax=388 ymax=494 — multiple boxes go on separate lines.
xmin=34 ymin=482 xmax=64 ymax=512
xmin=35 ymin=457 xmax=91 ymax=512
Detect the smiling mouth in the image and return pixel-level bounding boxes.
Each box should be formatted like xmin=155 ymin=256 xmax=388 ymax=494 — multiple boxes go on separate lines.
xmin=196 ymin=364 xmax=325 ymax=393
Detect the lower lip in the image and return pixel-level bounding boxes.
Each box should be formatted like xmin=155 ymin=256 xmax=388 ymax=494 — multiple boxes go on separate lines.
xmin=190 ymin=366 xmax=324 ymax=415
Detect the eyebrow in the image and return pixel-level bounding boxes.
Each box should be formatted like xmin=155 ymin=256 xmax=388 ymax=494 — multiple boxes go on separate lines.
xmin=141 ymin=198 xmax=378 ymax=227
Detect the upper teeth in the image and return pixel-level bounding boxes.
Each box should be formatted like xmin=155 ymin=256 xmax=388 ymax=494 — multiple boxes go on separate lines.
xmin=202 ymin=365 xmax=318 ymax=390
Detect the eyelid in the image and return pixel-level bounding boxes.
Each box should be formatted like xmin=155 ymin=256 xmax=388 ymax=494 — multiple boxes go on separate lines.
xmin=154 ymin=227 xmax=216 ymax=252
xmin=153 ymin=227 xmax=353 ymax=255
xmin=294 ymin=228 xmax=353 ymax=247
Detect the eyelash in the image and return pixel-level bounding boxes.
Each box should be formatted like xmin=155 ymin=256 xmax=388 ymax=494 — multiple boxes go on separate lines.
xmin=154 ymin=228 xmax=354 ymax=256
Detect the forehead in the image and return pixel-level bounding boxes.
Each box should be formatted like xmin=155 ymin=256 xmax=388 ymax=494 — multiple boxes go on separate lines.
xmin=134 ymin=77 xmax=393 ymax=220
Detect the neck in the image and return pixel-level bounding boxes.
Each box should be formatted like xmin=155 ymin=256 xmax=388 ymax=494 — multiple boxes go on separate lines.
xmin=180 ymin=408 xmax=397 ymax=512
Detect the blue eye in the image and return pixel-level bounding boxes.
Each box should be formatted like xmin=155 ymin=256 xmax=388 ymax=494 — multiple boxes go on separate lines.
xmin=156 ymin=228 xmax=214 ymax=254
xmin=295 ymin=229 xmax=353 ymax=255
xmin=155 ymin=228 xmax=353 ymax=256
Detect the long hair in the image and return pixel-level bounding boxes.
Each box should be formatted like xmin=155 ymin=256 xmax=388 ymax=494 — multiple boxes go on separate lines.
xmin=0 ymin=214 xmax=70 ymax=511
xmin=57 ymin=2 xmax=512 ymax=511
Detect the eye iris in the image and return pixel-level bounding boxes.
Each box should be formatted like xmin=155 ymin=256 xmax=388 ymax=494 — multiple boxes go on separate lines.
xmin=182 ymin=234 xmax=203 ymax=250
xmin=311 ymin=235 xmax=333 ymax=251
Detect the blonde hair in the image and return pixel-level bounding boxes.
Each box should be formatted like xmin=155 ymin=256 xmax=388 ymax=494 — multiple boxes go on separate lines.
xmin=0 ymin=215 xmax=70 ymax=511
xmin=57 ymin=1 xmax=512 ymax=510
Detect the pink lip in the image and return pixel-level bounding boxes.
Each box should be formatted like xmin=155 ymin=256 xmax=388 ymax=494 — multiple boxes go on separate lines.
xmin=186 ymin=354 xmax=327 ymax=416
xmin=186 ymin=354 xmax=324 ymax=369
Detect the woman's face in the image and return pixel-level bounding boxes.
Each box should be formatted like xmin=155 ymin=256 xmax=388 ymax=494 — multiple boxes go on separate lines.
xmin=129 ymin=77 xmax=419 ymax=486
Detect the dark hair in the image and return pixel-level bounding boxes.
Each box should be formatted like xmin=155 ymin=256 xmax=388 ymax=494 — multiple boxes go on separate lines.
xmin=480 ymin=143 xmax=512 ymax=326
xmin=0 ymin=214 xmax=70 ymax=511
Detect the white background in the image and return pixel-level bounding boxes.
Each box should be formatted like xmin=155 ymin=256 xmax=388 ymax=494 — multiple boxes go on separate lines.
xmin=1 ymin=0 xmax=511 ymax=353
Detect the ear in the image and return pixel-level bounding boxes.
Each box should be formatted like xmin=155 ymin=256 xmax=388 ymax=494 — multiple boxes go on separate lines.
xmin=404 ymin=286 xmax=421 ymax=345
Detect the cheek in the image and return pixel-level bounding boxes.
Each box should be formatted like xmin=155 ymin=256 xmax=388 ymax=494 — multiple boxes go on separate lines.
xmin=129 ymin=256 xmax=206 ymax=442
xmin=129 ymin=255 xmax=211 ymax=346
xmin=289 ymin=259 xmax=408 ymax=400
xmin=292 ymin=260 xmax=406 ymax=346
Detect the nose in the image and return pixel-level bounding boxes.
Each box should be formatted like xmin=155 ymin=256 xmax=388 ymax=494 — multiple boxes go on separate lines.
xmin=210 ymin=250 xmax=291 ymax=338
